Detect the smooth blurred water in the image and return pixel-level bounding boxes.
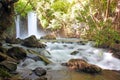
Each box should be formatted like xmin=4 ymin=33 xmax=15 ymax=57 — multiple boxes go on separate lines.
xmin=45 ymin=41 xmax=120 ymax=70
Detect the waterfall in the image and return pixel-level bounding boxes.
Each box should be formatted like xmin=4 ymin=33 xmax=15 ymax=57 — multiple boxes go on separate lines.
xmin=15 ymin=11 xmax=45 ymax=39
xmin=28 ymin=11 xmax=38 ymax=37
xmin=15 ymin=15 xmax=20 ymax=38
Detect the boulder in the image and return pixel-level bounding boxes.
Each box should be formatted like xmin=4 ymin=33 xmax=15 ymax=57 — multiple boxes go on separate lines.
xmin=0 ymin=53 xmax=17 ymax=72
xmin=5 ymin=37 xmax=22 ymax=44
xmin=40 ymin=34 xmax=56 ymax=40
xmin=27 ymin=49 xmax=52 ymax=64
xmin=22 ymin=35 xmax=46 ymax=48
xmin=33 ymin=67 xmax=46 ymax=76
xmin=0 ymin=42 xmax=2 ymax=46
xmin=0 ymin=52 xmax=7 ymax=62
xmin=35 ymin=77 xmax=47 ymax=80
xmin=62 ymin=59 xmax=102 ymax=74
xmin=0 ymin=52 xmax=18 ymax=63
xmin=7 ymin=47 xmax=27 ymax=61
xmin=70 ymin=51 xmax=79 ymax=55
xmin=0 ymin=61 xmax=17 ymax=72
xmin=0 ymin=68 xmax=11 ymax=78
xmin=0 ymin=46 xmax=8 ymax=53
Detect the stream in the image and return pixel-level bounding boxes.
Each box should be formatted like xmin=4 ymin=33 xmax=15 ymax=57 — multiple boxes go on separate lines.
xmin=10 ymin=38 xmax=120 ymax=80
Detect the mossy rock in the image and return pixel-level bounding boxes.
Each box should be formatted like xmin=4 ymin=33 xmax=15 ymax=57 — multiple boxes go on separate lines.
xmin=0 ymin=67 xmax=11 ymax=78
xmin=0 ymin=46 xmax=8 ymax=53
xmin=22 ymin=35 xmax=46 ymax=48
xmin=0 ymin=61 xmax=17 ymax=72
xmin=27 ymin=49 xmax=52 ymax=64
xmin=7 ymin=47 xmax=27 ymax=61
xmin=0 ymin=52 xmax=7 ymax=62
xmin=0 ymin=52 xmax=18 ymax=63
xmin=70 ymin=51 xmax=79 ymax=55
xmin=5 ymin=37 xmax=22 ymax=44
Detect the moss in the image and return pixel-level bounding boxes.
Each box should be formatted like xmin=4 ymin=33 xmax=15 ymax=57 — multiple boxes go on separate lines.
xmin=27 ymin=49 xmax=52 ymax=64
xmin=0 ymin=67 xmax=11 ymax=78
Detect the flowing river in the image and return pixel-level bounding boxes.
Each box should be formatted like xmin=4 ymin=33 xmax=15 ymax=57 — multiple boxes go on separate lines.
xmin=14 ymin=38 xmax=120 ymax=80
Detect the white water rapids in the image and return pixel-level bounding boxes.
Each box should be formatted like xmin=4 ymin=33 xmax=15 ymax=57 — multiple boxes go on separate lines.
xmin=18 ymin=39 xmax=120 ymax=71
xmin=45 ymin=41 xmax=120 ymax=70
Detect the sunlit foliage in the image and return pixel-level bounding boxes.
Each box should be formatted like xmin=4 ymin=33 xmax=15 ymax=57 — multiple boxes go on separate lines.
xmin=15 ymin=0 xmax=120 ymax=46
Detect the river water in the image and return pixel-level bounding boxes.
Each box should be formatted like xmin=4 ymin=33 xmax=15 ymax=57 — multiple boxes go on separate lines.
xmin=14 ymin=38 xmax=120 ymax=80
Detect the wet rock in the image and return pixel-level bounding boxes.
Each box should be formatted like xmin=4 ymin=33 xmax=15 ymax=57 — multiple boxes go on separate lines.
xmin=7 ymin=47 xmax=27 ymax=61
xmin=41 ymin=34 xmax=56 ymax=40
xmin=0 ymin=52 xmax=7 ymax=62
xmin=0 ymin=46 xmax=7 ymax=53
xmin=109 ymin=44 xmax=120 ymax=59
xmin=5 ymin=37 xmax=22 ymax=44
xmin=35 ymin=77 xmax=47 ymax=80
xmin=62 ymin=59 xmax=102 ymax=74
xmin=0 ymin=69 xmax=11 ymax=78
xmin=112 ymin=52 xmax=120 ymax=59
xmin=70 ymin=51 xmax=79 ymax=55
xmin=27 ymin=49 xmax=52 ymax=64
xmin=40 ymin=50 xmax=51 ymax=58
xmin=0 ymin=52 xmax=18 ymax=63
xmin=33 ymin=67 xmax=46 ymax=76
xmin=110 ymin=44 xmax=120 ymax=52
xmin=0 ymin=61 xmax=17 ymax=72
xmin=0 ymin=42 xmax=2 ymax=46
xmin=22 ymin=35 xmax=46 ymax=48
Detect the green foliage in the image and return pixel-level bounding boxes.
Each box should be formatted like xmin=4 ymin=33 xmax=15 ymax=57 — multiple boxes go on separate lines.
xmin=93 ymin=27 xmax=120 ymax=47
xmin=51 ymin=0 xmax=70 ymax=13
xmin=0 ymin=67 xmax=11 ymax=78
xmin=15 ymin=0 xmax=33 ymax=17
xmin=14 ymin=0 xmax=120 ymax=46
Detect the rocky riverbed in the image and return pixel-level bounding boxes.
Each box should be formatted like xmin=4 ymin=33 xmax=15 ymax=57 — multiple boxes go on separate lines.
xmin=0 ymin=35 xmax=120 ymax=80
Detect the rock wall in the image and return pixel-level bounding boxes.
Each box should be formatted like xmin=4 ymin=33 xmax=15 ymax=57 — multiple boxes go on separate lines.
xmin=0 ymin=0 xmax=18 ymax=40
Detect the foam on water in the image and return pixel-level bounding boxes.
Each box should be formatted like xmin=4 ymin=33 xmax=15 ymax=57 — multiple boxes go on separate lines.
xmin=46 ymin=41 xmax=120 ymax=70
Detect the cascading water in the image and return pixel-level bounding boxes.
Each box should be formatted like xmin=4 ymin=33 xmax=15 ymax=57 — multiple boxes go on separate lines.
xmin=45 ymin=41 xmax=120 ymax=70
xmin=14 ymin=39 xmax=120 ymax=80
xmin=17 ymin=39 xmax=120 ymax=71
xmin=28 ymin=11 xmax=38 ymax=37
xmin=15 ymin=15 xmax=20 ymax=38
xmin=15 ymin=11 xmax=45 ymax=39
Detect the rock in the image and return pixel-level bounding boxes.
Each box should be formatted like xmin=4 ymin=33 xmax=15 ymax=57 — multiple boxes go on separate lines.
xmin=27 ymin=49 xmax=52 ymax=64
xmin=110 ymin=44 xmax=120 ymax=52
xmin=5 ymin=37 xmax=22 ymax=44
xmin=40 ymin=50 xmax=51 ymax=58
xmin=0 ymin=52 xmax=18 ymax=63
xmin=112 ymin=52 xmax=120 ymax=59
xmin=0 ymin=46 xmax=8 ymax=53
xmin=0 ymin=68 xmax=11 ymax=78
xmin=108 ymin=44 xmax=120 ymax=59
xmin=7 ymin=47 xmax=27 ymax=61
xmin=22 ymin=35 xmax=46 ymax=48
xmin=0 ymin=61 xmax=17 ymax=72
xmin=0 ymin=42 xmax=2 ymax=46
xmin=70 ymin=51 xmax=79 ymax=55
xmin=33 ymin=67 xmax=46 ymax=76
xmin=35 ymin=77 xmax=47 ymax=80
xmin=0 ymin=52 xmax=7 ymax=62
xmin=62 ymin=59 xmax=102 ymax=74
xmin=40 ymin=34 xmax=56 ymax=40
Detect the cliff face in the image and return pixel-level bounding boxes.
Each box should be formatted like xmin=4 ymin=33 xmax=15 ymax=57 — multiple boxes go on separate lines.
xmin=0 ymin=0 xmax=18 ymax=39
